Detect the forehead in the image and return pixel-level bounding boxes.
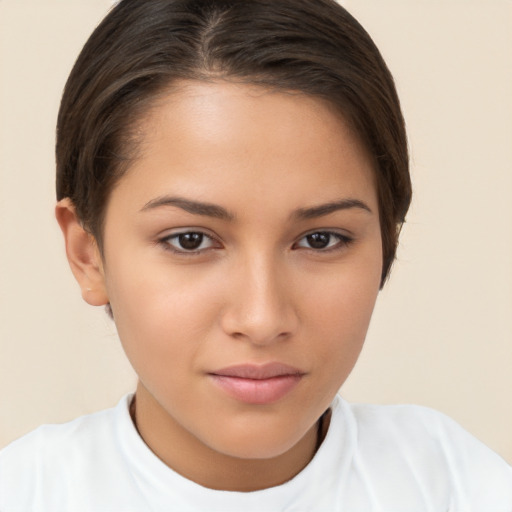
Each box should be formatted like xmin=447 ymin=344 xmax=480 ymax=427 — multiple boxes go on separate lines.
xmin=108 ymin=80 xmax=378 ymax=217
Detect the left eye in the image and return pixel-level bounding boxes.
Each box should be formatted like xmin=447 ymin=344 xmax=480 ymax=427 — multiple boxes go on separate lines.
xmin=294 ymin=231 xmax=351 ymax=251
xmin=161 ymin=231 xmax=217 ymax=252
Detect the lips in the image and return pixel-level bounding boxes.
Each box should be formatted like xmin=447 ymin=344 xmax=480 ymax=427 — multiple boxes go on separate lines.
xmin=208 ymin=363 xmax=305 ymax=404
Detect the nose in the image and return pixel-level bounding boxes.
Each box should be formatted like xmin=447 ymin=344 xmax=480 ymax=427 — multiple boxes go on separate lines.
xmin=220 ymin=253 xmax=298 ymax=345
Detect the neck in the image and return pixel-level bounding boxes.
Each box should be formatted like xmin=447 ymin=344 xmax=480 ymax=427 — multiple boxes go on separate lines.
xmin=130 ymin=383 xmax=330 ymax=492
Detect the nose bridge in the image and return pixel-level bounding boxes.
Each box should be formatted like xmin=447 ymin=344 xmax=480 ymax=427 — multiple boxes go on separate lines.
xmin=222 ymin=248 xmax=297 ymax=344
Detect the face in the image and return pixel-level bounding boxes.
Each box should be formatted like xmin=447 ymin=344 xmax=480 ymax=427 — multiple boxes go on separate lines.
xmin=99 ymin=81 xmax=382 ymax=461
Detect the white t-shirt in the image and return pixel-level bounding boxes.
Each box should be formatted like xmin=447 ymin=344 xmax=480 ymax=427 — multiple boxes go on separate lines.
xmin=1 ymin=394 xmax=511 ymax=511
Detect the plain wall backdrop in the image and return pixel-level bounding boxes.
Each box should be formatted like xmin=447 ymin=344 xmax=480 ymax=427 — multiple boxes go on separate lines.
xmin=1 ymin=0 xmax=511 ymax=463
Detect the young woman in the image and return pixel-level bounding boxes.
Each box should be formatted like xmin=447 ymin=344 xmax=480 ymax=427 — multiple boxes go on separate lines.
xmin=1 ymin=0 xmax=510 ymax=510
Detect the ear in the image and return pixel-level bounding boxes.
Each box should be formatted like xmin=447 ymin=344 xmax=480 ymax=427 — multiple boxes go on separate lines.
xmin=55 ymin=198 xmax=109 ymax=306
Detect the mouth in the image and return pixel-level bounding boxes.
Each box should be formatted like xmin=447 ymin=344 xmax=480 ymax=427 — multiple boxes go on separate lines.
xmin=208 ymin=363 xmax=305 ymax=405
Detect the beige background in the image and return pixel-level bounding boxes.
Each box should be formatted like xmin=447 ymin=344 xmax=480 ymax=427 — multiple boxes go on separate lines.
xmin=1 ymin=0 xmax=511 ymax=463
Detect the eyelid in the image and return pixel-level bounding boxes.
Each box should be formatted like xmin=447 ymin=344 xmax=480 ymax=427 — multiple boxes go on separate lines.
xmin=158 ymin=228 xmax=223 ymax=255
xmin=292 ymin=229 xmax=354 ymax=251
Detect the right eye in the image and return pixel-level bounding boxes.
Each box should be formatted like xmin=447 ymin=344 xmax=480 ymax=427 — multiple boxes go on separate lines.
xmin=159 ymin=231 xmax=220 ymax=254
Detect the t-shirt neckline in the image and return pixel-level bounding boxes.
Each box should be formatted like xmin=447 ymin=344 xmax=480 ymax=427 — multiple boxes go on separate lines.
xmin=114 ymin=393 xmax=352 ymax=511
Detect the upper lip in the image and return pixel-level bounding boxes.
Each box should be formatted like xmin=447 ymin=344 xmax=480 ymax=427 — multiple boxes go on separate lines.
xmin=209 ymin=362 xmax=305 ymax=380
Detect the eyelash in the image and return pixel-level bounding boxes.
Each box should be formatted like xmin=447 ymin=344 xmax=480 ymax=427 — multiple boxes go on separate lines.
xmin=292 ymin=231 xmax=354 ymax=252
xmin=159 ymin=231 xmax=221 ymax=255
xmin=158 ymin=230 xmax=354 ymax=256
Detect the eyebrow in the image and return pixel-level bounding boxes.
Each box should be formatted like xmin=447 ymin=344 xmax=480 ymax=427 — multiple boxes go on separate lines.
xmin=294 ymin=199 xmax=372 ymax=219
xmin=141 ymin=196 xmax=234 ymax=220
xmin=140 ymin=195 xmax=372 ymax=221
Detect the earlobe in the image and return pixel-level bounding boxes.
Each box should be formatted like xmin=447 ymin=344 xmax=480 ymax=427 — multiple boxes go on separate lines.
xmin=55 ymin=198 xmax=109 ymax=306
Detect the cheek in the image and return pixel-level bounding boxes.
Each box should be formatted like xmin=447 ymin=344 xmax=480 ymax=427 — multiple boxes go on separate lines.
xmin=104 ymin=258 xmax=223 ymax=372
xmin=305 ymin=248 xmax=381 ymax=327
xmin=301 ymin=250 xmax=382 ymax=372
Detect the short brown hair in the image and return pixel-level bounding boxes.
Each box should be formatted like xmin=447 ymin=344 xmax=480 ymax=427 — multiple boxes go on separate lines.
xmin=56 ymin=0 xmax=411 ymax=285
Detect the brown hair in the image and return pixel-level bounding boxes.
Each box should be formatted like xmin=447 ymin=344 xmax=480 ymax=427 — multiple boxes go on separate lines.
xmin=56 ymin=0 xmax=411 ymax=285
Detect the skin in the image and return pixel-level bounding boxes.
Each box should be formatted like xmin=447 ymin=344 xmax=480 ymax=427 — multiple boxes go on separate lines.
xmin=57 ymin=80 xmax=383 ymax=491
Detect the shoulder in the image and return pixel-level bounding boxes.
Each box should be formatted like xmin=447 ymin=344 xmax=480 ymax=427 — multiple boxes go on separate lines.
xmin=0 ymin=399 xmax=120 ymax=464
xmin=0 ymin=395 xmax=133 ymax=511
xmin=337 ymin=397 xmax=512 ymax=509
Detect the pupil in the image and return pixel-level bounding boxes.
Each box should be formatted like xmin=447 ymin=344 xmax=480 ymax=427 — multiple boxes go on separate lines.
xmin=307 ymin=232 xmax=330 ymax=249
xmin=179 ymin=232 xmax=203 ymax=250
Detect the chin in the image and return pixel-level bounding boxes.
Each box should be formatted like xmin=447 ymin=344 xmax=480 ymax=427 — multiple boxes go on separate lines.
xmin=204 ymin=423 xmax=310 ymax=460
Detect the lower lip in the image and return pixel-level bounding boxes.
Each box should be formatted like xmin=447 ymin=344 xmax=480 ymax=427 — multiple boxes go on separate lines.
xmin=209 ymin=374 xmax=303 ymax=404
